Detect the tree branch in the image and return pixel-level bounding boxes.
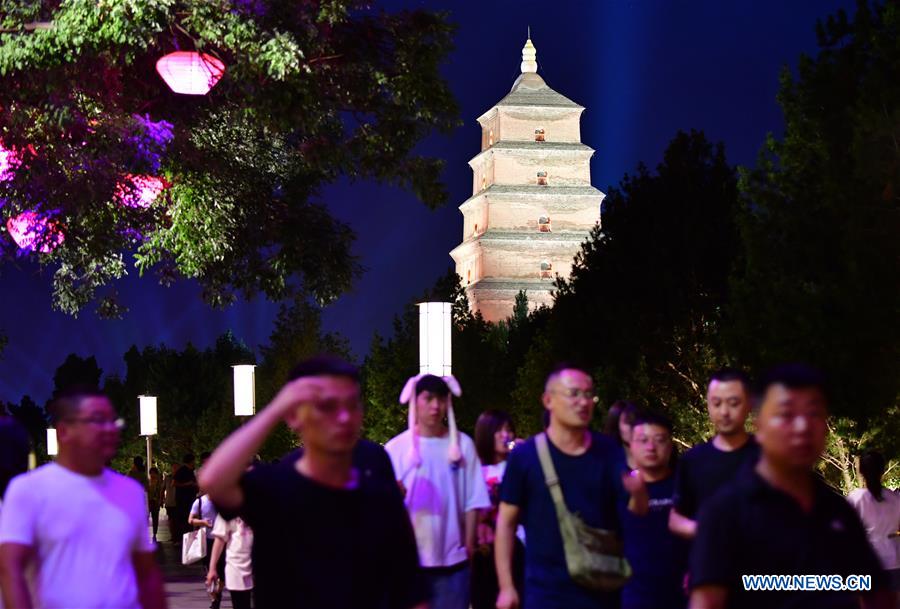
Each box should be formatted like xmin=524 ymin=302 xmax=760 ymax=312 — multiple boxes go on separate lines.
xmin=0 ymin=21 xmax=53 ymax=33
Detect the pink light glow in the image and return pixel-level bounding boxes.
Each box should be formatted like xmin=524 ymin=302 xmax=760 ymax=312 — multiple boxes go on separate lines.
xmin=156 ymin=52 xmax=225 ymax=95
xmin=116 ymin=174 xmax=166 ymax=208
xmin=6 ymin=211 xmax=64 ymax=253
xmin=0 ymin=142 xmax=17 ymax=181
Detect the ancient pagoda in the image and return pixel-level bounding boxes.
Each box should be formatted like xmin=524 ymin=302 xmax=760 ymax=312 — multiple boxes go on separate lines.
xmin=450 ymin=37 xmax=604 ymax=322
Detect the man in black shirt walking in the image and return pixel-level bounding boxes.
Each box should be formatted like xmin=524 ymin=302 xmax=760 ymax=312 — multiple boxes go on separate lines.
xmin=689 ymin=364 xmax=892 ymax=609
xmin=669 ymin=368 xmax=759 ymax=540
xmin=200 ymin=356 xmax=427 ymax=609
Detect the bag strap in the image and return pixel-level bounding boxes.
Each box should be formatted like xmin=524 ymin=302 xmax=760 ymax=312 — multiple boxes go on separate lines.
xmin=535 ymin=433 xmax=569 ymax=515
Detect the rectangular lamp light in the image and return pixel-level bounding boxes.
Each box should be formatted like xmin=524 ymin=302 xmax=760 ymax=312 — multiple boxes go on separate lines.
xmin=418 ymin=302 xmax=452 ymax=377
xmin=46 ymin=428 xmax=58 ymax=456
xmin=139 ymin=395 xmax=158 ymax=436
xmin=233 ymin=365 xmax=256 ymax=416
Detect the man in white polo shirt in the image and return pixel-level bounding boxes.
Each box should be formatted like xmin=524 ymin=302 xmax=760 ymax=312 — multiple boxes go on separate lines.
xmin=0 ymin=386 xmax=166 ymax=609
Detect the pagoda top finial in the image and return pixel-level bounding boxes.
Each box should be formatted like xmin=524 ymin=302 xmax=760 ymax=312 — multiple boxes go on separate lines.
xmin=520 ymin=33 xmax=537 ymax=74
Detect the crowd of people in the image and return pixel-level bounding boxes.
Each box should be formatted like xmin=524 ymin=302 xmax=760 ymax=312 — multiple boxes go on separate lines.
xmin=0 ymin=356 xmax=897 ymax=609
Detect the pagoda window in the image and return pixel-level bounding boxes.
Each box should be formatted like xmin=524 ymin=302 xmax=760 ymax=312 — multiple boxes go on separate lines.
xmin=538 ymin=216 xmax=551 ymax=232
xmin=535 ymin=128 xmax=545 ymax=142
xmin=537 ymin=171 xmax=548 ymax=186
xmin=467 ymin=268 xmax=472 ymax=284
xmin=489 ymin=129 xmax=494 ymax=146
xmin=481 ymin=175 xmax=487 ymax=190
xmin=540 ymin=260 xmax=553 ymax=279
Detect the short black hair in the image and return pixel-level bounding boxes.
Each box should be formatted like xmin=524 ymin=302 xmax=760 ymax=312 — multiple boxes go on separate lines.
xmin=46 ymin=385 xmax=107 ymax=425
xmin=133 ymin=456 xmax=144 ymax=467
xmin=858 ymin=451 xmax=886 ymax=502
xmin=544 ymin=362 xmax=592 ymax=390
xmin=631 ymin=409 xmax=674 ymax=434
xmin=709 ymin=367 xmax=752 ymax=394
xmin=149 ymin=466 xmax=160 ymax=475
xmin=757 ymin=363 xmax=829 ymax=405
xmin=603 ymin=400 xmax=641 ymax=442
xmin=288 ymin=355 xmax=359 ymax=383
xmin=415 ymin=374 xmax=449 ymax=398
xmin=474 ymin=409 xmax=513 ymax=465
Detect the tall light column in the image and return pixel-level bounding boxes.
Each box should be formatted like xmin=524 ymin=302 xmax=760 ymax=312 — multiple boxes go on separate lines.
xmin=139 ymin=395 xmax=158 ymax=477
xmin=233 ymin=365 xmax=256 ymax=417
xmin=418 ymin=302 xmax=452 ymax=376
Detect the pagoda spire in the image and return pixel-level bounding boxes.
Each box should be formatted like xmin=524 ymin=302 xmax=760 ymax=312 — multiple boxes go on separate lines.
xmin=520 ymin=34 xmax=537 ymax=74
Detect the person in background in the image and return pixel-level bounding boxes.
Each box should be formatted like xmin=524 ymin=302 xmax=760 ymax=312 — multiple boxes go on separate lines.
xmin=173 ymin=453 xmax=198 ymax=541
xmin=471 ymin=409 xmax=524 ymax=609
xmin=847 ymin=451 xmax=900 ymax=600
xmin=670 ymin=368 xmax=759 ymax=541
xmin=189 ymin=489 xmax=223 ymax=609
xmin=0 ymin=416 xmax=30 ymax=609
xmin=147 ymin=467 xmax=164 ymax=543
xmin=206 ymin=513 xmax=254 ymax=609
xmin=0 ymin=386 xmax=166 ymax=609
xmin=128 ymin=456 xmax=148 ymax=490
xmin=604 ymin=400 xmax=640 ymax=469
xmin=621 ymin=410 xmax=689 ymax=609
xmin=689 ymin=364 xmax=892 ymax=609
xmin=163 ymin=463 xmax=179 ymax=543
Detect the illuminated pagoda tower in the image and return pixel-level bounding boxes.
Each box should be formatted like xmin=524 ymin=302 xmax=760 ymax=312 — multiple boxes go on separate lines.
xmin=450 ymin=37 xmax=604 ymax=321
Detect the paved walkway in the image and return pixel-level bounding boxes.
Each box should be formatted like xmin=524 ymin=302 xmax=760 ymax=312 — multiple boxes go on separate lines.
xmin=154 ymin=511 xmax=232 ymax=609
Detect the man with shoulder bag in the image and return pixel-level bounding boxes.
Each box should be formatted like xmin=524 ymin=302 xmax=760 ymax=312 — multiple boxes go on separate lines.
xmin=495 ymin=364 xmax=648 ymax=609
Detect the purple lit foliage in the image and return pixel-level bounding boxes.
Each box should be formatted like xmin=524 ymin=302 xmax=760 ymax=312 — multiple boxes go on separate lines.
xmin=129 ymin=115 xmax=174 ymax=174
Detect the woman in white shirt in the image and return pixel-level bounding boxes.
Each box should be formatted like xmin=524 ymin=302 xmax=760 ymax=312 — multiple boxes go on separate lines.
xmin=847 ymin=451 xmax=900 ymax=595
xmin=206 ymin=514 xmax=254 ymax=609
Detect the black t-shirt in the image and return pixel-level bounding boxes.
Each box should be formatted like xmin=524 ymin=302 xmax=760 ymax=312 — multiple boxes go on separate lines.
xmin=173 ymin=464 xmax=197 ymax=507
xmin=290 ymin=439 xmax=400 ymax=497
xmin=690 ymin=469 xmax=886 ymax=609
xmin=500 ymin=432 xmax=627 ymax=609
xmin=239 ymin=442 xmax=426 ymax=609
xmin=620 ymin=475 xmax=689 ymax=609
xmin=673 ymin=436 xmax=759 ymax=519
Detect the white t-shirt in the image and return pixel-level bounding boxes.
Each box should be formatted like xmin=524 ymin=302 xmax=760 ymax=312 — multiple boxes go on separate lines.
xmin=211 ymin=514 xmax=254 ymax=591
xmin=0 ymin=463 xmax=156 ymax=609
xmin=385 ymin=430 xmax=490 ymax=567
xmin=190 ymin=494 xmax=219 ymax=539
xmin=847 ymin=487 xmax=900 ymax=570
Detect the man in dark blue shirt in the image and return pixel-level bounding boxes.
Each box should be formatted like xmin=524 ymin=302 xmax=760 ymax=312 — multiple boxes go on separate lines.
xmin=621 ymin=410 xmax=689 ymax=609
xmin=495 ymin=364 xmax=648 ymax=609
xmin=690 ymin=364 xmax=891 ymax=609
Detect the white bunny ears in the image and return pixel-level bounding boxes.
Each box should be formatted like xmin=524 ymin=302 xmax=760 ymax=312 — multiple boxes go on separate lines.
xmin=399 ymin=373 xmax=463 ymax=467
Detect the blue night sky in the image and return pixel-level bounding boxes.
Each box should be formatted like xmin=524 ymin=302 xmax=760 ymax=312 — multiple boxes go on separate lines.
xmin=0 ymin=0 xmax=855 ymax=405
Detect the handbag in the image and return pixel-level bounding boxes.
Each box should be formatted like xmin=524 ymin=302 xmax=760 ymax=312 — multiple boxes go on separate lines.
xmin=181 ymin=495 xmax=208 ymax=565
xmin=535 ymin=432 xmax=632 ymax=591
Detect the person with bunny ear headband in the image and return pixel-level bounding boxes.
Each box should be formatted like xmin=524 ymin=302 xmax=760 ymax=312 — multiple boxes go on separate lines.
xmin=385 ymin=374 xmax=491 ymax=609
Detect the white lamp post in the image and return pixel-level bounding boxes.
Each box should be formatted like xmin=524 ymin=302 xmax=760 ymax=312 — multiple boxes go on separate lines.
xmin=233 ymin=365 xmax=256 ymax=416
xmin=46 ymin=428 xmax=58 ymax=456
xmin=139 ymin=395 xmax=158 ymax=476
xmin=418 ymin=302 xmax=452 ymax=376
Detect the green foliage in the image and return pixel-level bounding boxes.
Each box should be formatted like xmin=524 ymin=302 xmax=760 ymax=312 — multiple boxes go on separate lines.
xmin=729 ymin=0 xmax=900 ymax=487
xmin=0 ymin=0 xmax=459 ymax=316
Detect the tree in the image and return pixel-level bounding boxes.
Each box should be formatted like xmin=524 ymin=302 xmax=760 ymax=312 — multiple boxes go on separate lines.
xmin=514 ymin=130 xmax=742 ymax=444
xmin=51 ymin=353 xmax=102 ymax=392
xmin=7 ymin=394 xmax=47 ymax=457
xmin=730 ymin=0 xmax=900 ymax=486
xmin=0 ymin=0 xmax=458 ymax=316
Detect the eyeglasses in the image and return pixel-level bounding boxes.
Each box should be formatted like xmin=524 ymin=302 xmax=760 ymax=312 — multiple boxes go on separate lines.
xmin=552 ymin=388 xmax=600 ymax=403
xmin=64 ymin=416 xmax=125 ymax=430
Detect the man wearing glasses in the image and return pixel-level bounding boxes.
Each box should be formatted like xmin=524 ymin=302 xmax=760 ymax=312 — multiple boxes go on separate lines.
xmin=495 ymin=364 xmax=648 ymax=609
xmin=0 ymin=386 xmax=166 ymax=609
xmin=200 ymin=356 xmax=427 ymax=609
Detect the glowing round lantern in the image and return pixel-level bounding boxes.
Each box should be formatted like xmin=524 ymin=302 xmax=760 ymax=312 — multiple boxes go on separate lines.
xmin=6 ymin=211 xmax=64 ymax=253
xmin=156 ymin=51 xmax=225 ymax=95
xmin=116 ymin=174 xmax=166 ymax=208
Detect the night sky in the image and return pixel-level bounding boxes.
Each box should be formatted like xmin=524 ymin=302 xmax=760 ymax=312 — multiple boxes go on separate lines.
xmin=0 ymin=0 xmax=855 ymax=405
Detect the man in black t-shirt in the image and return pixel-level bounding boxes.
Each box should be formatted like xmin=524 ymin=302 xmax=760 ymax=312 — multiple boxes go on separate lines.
xmin=669 ymin=368 xmax=759 ymax=540
xmin=689 ymin=364 xmax=891 ymax=609
xmin=173 ymin=452 xmax=198 ymax=540
xmin=200 ymin=356 xmax=427 ymax=609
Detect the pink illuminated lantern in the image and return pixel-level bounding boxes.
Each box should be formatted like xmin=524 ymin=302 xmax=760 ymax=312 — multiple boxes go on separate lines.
xmin=116 ymin=174 xmax=166 ymax=209
xmin=156 ymin=52 xmax=225 ymax=95
xmin=0 ymin=142 xmax=17 ymax=181
xmin=6 ymin=211 xmax=64 ymax=253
